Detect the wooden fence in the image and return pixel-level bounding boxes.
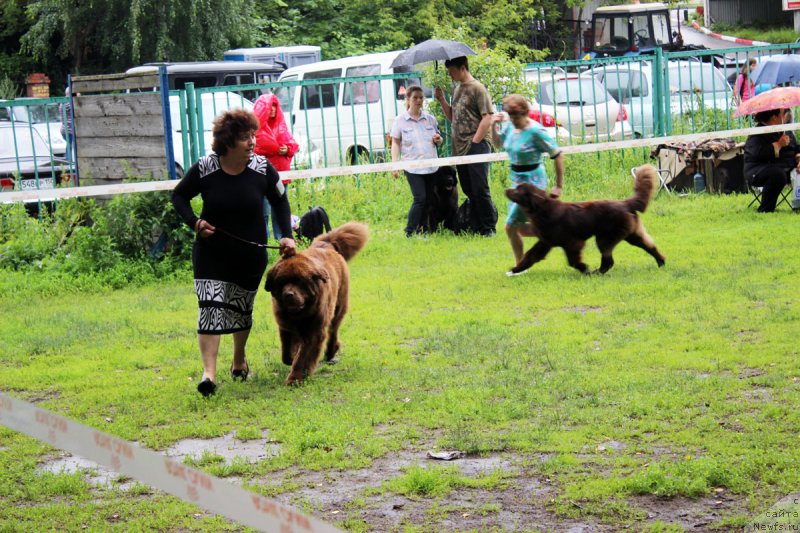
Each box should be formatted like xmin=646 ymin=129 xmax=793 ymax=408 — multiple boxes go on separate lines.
xmin=71 ymin=71 xmax=174 ymax=185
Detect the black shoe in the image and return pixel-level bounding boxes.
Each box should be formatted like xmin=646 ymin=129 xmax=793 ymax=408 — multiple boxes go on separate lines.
xmin=197 ymin=378 xmax=216 ymax=397
xmin=230 ymin=361 xmax=249 ymax=382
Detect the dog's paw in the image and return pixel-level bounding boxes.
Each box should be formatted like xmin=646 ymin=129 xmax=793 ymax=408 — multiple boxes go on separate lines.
xmin=324 ymin=340 xmax=341 ymax=361
xmin=284 ymin=374 xmax=305 ymax=386
xmin=506 ymin=268 xmax=529 ymax=277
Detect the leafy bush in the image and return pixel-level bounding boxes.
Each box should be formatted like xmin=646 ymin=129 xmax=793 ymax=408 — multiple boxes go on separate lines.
xmin=0 ymin=192 xmax=193 ymax=284
xmin=0 ymin=75 xmax=19 ymax=99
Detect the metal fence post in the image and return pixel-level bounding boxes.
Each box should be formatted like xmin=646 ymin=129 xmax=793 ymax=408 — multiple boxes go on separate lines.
xmin=159 ymin=66 xmax=177 ymax=180
xmin=185 ymin=82 xmax=200 ymax=164
xmin=653 ymin=48 xmax=665 ymax=137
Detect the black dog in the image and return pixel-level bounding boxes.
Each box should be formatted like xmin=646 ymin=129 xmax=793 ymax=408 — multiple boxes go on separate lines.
xmin=425 ymin=166 xmax=458 ymax=232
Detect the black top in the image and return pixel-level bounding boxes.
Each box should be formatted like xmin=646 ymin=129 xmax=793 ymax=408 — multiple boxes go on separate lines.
xmin=743 ymin=126 xmax=800 ymax=180
xmin=172 ymin=153 xmax=292 ymax=243
xmin=172 ymin=153 xmax=292 ymax=291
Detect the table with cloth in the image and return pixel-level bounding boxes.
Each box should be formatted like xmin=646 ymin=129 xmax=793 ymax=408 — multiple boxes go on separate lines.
xmin=651 ymin=139 xmax=747 ymax=194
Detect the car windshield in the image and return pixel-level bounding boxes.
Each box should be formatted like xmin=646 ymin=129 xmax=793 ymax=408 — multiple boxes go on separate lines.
xmin=275 ymin=75 xmax=297 ymax=112
xmin=10 ymin=104 xmax=61 ymax=124
xmin=668 ymin=64 xmax=728 ymax=94
xmin=594 ymin=69 xmax=649 ymax=103
xmin=539 ymin=79 xmax=611 ymax=105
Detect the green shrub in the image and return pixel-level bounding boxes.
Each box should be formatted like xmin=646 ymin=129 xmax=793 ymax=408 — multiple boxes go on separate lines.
xmin=0 ymin=192 xmax=193 ymax=283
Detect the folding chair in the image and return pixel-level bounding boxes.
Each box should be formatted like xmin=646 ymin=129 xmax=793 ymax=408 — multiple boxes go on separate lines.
xmin=631 ymin=166 xmax=672 ymax=195
xmin=747 ymin=183 xmax=791 ymax=210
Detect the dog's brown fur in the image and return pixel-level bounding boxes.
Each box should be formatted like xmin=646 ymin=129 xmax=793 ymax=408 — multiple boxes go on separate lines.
xmin=264 ymin=222 xmax=368 ymax=385
xmin=505 ymin=164 xmax=665 ymax=274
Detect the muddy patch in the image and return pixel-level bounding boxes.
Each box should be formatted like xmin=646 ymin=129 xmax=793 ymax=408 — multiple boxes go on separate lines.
xmin=742 ymin=388 xmax=772 ymax=401
xmin=561 ymin=306 xmax=603 ymax=314
xmin=36 ymin=437 xmax=751 ymax=530
xmin=632 ymin=492 xmax=748 ymax=530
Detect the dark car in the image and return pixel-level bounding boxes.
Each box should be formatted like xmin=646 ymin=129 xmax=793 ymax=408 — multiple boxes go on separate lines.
xmin=0 ymin=123 xmax=68 ymax=206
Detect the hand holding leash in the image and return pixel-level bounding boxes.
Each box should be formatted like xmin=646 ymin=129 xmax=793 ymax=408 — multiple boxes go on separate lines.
xmin=279 ymin=237 xmax=297 ymax=258
xmin=195 ymin=218 xmax=216 ymax=238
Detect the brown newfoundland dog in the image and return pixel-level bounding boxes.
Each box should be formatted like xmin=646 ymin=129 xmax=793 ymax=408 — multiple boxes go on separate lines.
xmin=505 ymin=164 xmax=665 ymax=275
xmin=264 ymin=222 xmax=368 ymax=385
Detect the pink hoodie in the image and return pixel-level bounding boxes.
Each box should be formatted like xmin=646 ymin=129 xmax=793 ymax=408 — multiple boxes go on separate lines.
xmin=253 ymin=93 xmax=299 ymax=172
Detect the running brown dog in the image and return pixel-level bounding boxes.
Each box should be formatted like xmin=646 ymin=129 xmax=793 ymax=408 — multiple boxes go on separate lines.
xmin=505 ymin=164 xmax=665 ymax=275
xmin=265 ymin=222 xmax=368 ymax=385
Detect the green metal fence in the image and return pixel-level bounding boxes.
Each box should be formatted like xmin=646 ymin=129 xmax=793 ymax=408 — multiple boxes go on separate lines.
xmin=6 ymin=42 xmax=800 ymax=196
xmin=0 ymin=96 xmax=75 ymax=198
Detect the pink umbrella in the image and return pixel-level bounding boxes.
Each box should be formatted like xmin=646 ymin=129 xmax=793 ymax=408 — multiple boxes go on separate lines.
xmin=735 ymin=86 xmax=800 ymax=117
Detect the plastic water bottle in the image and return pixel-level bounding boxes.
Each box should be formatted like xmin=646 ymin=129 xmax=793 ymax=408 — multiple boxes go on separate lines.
xmin=693 ymin=171 xmax=705 ymax=193
xmin=791 ymin=169 xmax=800 ymax=210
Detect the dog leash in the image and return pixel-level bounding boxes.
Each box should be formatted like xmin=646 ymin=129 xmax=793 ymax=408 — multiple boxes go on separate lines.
xmin=213 ymin=227 xmax=282 ymax=250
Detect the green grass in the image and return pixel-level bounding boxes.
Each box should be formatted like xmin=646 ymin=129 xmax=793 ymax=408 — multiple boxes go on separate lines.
xmin=1 ymin=151 xmax=799 ymax=530
xmin=709 ymin=23 xmax=799 ymax=45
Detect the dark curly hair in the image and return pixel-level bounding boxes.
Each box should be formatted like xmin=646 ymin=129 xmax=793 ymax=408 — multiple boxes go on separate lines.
xmin=754 ymin=108 xmax=782 ymax=125
xmin=211 ymin=108 xmax=259 ymax=156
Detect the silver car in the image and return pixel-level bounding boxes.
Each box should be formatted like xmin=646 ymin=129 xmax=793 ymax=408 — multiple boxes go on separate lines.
xmin=0 ymin=123 xmax=68 ymax=196
xmin=588 ymin=60 xmax=733 ymax=138
xmin=0 ymin=99 xmax=67 ymax=156
xmin=530 ymin=75 xmax=633 ymax=142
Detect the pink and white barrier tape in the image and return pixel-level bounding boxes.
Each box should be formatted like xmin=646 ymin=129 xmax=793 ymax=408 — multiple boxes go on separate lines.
xmin=690 ymin=21 xmax=770 ymax=46
xmin=0 ymin=391 xmax=343 ymax=533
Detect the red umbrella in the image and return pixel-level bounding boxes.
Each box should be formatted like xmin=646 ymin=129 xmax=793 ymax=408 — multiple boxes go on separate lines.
xmin=735 ymin=86 xmax=800 ymax=117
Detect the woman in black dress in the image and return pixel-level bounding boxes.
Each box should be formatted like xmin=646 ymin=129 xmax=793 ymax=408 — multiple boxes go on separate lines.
xmin=172 ymin=109 xmax=296 ymax=396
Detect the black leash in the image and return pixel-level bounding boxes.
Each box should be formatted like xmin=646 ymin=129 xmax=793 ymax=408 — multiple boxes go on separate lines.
xmin=214 ymin=227 xmax=283 ymax=249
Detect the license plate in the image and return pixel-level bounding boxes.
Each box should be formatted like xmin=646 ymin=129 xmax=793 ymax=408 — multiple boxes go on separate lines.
xmin=20 ymin=177 xmax=55 ymax=191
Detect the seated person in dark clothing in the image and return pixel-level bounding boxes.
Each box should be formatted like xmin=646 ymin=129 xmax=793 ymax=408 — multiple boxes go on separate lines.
xmin=743 ymin=108 xmax=800 ymax=212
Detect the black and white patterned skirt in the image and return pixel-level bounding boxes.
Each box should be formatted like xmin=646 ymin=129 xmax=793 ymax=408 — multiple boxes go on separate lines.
xmin=192 ymin=237 xmax=268 ymax=335
xmin=194 ymin=279 xmax=257 ymax=334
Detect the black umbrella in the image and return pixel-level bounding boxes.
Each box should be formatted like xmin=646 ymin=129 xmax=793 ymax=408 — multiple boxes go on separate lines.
xmin=390 ymin=39 xmax=476 ymax=68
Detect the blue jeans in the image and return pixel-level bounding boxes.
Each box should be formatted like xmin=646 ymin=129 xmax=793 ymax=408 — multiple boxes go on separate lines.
xmin=263 ymin=198 xmax=284 ymax=240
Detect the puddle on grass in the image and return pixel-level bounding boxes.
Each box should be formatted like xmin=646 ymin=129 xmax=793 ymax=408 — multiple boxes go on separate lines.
xmin=41 ymin=452 xmax=134 ymax=490
xmin=38 ymin=431 xmax=281 ymax=489
xmin=164 ymin=430 xmax=281 ymax=463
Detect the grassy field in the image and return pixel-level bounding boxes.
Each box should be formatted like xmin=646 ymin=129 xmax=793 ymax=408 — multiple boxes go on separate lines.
xmin=2 ymin=153 xmax=800 ymax=531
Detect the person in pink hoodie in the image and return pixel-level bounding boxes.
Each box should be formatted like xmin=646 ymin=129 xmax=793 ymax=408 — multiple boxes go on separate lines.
xmin=253 ymin=93 xmax=299 ymax=239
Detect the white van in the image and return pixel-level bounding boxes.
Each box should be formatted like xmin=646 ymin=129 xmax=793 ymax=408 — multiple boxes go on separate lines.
xmin=274 ymin=51 xmax=424 ymax=168
xmin=169 ymin=91 xmax=254 ymax=175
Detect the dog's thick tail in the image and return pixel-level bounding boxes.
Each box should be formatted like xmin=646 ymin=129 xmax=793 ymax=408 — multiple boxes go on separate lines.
xmin=312 ymin=222 xmax=369 ymax=261
xmin=627 ymin=164 xmax=658 ymax=213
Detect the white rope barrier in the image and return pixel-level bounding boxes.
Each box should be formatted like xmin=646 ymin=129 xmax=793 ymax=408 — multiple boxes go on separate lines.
xmin=0 ymin=391 xmax=343 ymax=533
xmin=2 ymin=122 xmax=797 ymax=203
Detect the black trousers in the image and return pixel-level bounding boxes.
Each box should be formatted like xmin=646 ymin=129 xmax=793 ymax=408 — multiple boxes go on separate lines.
xmin=750 ymin=166 xmax=789 ymax=212
xmin=456 ymin=140 xmax=496 ymax=235
xmin=405 ymin=171 xmax=435 ymax=235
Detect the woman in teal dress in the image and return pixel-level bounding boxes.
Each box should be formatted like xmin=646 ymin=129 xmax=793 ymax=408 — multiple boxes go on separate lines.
xmin=491 ymin=94 xmax=565 ymax=273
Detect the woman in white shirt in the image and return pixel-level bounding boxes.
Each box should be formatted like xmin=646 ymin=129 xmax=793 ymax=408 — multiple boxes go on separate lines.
xmin=390 ymin=86 xmax=443 ymax=236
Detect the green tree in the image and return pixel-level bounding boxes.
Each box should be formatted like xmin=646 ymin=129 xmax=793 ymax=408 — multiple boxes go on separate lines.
xmin=253 ymin=0 xmax=574 ymax=61
xmin=20 ymin=0 xmax=260 ymax=75
xmin=0 ymin=0 xmax=38 ymax=93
